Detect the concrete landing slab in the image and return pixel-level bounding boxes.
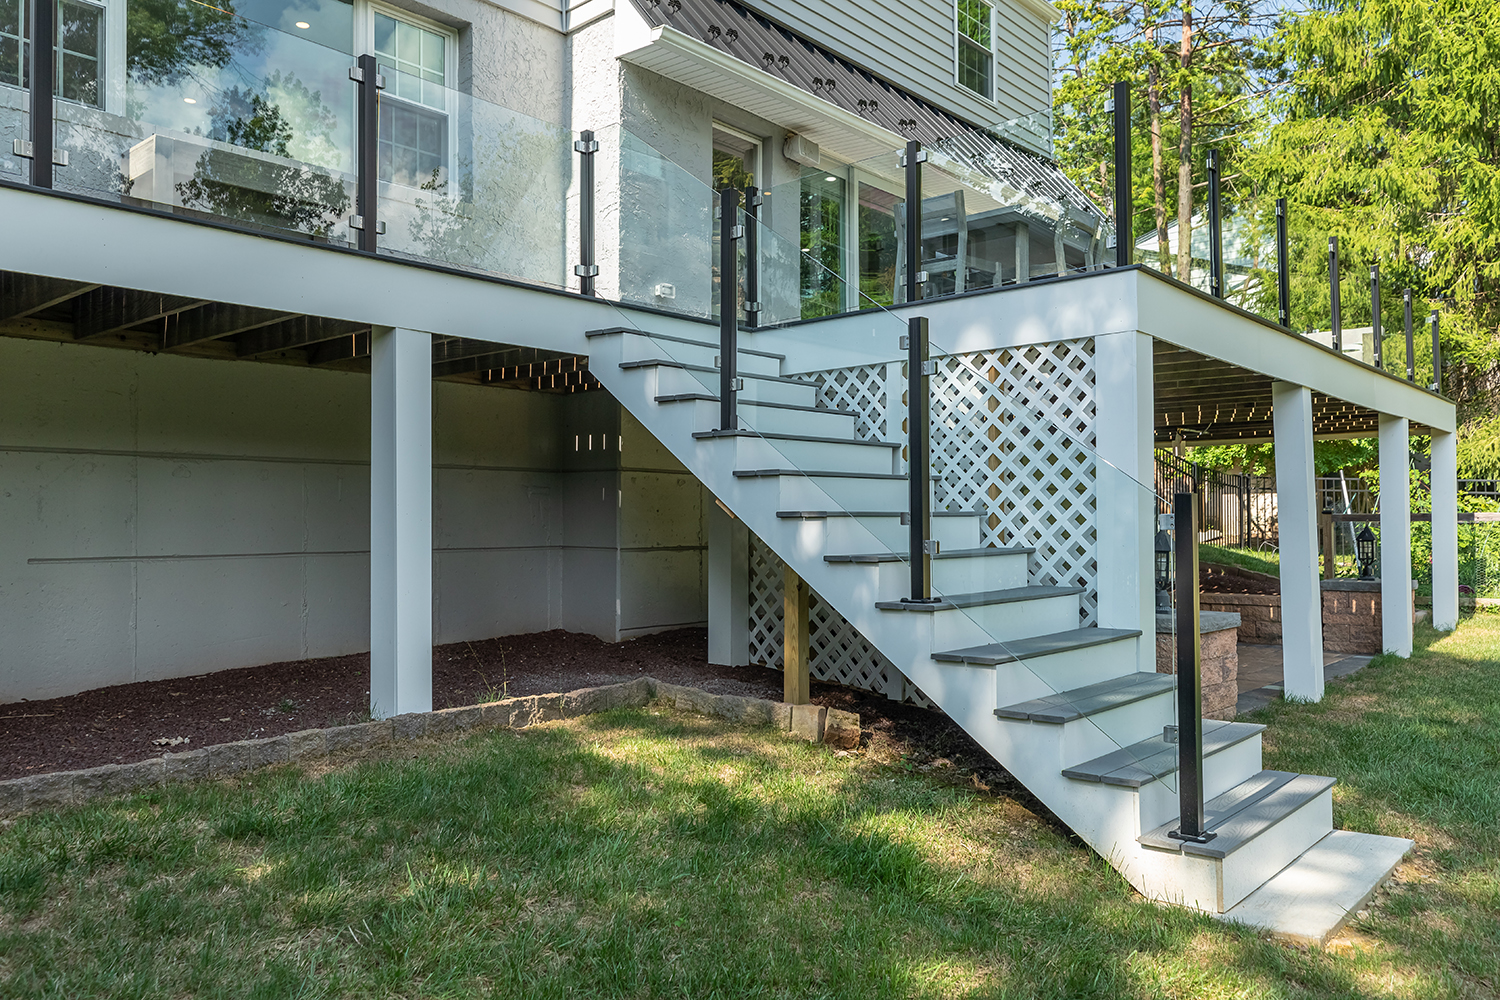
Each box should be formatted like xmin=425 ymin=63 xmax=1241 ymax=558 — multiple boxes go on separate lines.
xmin=1217 ymin=830 xmax=1413 ymax=945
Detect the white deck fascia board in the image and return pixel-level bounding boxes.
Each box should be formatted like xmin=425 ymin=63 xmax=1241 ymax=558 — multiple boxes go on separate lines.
xmin=1132 ymin=270 xmax=1453 ymax=432
xmin=0 ymin=184 xmax=716 ymax=355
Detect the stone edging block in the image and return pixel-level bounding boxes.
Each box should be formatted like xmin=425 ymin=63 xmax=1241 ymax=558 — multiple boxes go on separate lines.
xmin=0 ymin=676 xmax=858 ymax=818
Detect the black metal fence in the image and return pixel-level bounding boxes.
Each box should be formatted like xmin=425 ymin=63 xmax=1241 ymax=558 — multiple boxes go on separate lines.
xmin=1154 ymin=451 xmax=1277 ymax=550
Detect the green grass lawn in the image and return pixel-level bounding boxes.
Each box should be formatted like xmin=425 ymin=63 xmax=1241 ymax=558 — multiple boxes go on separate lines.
xmin=2 ymin=617 xmax=1498 ymax=998
xmin=1199 ymin=544 xmax=1282 ymax=577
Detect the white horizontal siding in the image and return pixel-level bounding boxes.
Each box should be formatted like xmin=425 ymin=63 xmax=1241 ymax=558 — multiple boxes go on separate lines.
xmin=737 ymin=0 xmax=1052 ymax=128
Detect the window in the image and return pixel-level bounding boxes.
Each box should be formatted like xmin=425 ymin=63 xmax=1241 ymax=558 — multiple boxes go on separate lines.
xmin=371 ymin=7 xmax=451 ymax=187
xmin=956 ymin=0 xmax=992 ymax=99
xmin=0 ymin=0 xmax=104 ymax=108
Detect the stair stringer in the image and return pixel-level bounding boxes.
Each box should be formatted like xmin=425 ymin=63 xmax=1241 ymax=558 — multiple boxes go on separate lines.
xmin=590 ymin=332 xmax=1242 ymax=909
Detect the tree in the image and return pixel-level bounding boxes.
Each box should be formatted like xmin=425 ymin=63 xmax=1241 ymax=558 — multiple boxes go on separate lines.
xmin=1054 ymin=0 xmax=1275 ymax=281
xmin=1240 ymin=0 xmax=1500 ymax=476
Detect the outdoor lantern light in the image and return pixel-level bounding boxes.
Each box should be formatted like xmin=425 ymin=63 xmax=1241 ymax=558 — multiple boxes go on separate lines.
xmin=1357 ymin=526 xmax=1377 ymax=580
xmin=1154 ymin=529 xmax=1173 ymax=611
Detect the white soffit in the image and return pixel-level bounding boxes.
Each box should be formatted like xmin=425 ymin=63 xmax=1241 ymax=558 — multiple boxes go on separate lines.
xmin=617 ymin=25 xmax=908 ymax=165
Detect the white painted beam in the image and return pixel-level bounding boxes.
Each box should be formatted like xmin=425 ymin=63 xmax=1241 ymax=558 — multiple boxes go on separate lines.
xmin=1272 ymin=382 xmax=1324 ymax=701
xmin=1094 ymin=330 xmax=1155 ymax=672
xmin=1379 ymin=415 xmax=1413 ymax=656
xmin=370 ymin=326 xmax=433 ymax=719
xmin=1430 ymin=429 xmax=1459 ymax=631
xmin=707 ymin=498 xmax=750 ymax=666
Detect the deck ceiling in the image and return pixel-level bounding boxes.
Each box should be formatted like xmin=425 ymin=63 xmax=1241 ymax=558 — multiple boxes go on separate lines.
xmin=0 ymin=272 xmax=598 ymax=393
xmin=1154 ymin=342 xmax=1386 ymax=443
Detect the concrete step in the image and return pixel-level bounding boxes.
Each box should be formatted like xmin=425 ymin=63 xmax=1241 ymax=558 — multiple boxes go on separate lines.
xmin=1062 ymin=720 xmax=1266 ymax=789
xmin=656 ymin=393 xmax=858 ymax=437
xmin=736 ymin=468 xmax=908 ymax=510
xmin=777 ymin=509 xmax=984 ymax=552
xmin=621 ymin=359 xmax=816 ymax=407
xmin=875 ymin=585 xmax=1084 ymax=644
xmin=997 ymin=672 xmax=1175 ymax=724
xmin=1218 ymin=830 xmax=1413 ymax=944
xmin=694 ymin=429 xmax=898 ymax=475
xmin=587 ymin=326 xmax=784 ymax=376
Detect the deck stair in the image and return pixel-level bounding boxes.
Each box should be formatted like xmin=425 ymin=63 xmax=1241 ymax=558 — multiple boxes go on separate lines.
xmin=584 ymin=323 xmax=1413 ymax=942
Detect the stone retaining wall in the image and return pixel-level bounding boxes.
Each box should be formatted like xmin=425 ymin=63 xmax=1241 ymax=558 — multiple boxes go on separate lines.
xmin=1155 ymin=625 xmax=1240 ymax=721
xmin=0 ymin=678 xmax=860 ymax=818
xmin=1204 ymin=581 xmax=1404 ymax=655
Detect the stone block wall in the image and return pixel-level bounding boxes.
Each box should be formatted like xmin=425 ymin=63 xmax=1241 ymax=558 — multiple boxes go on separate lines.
xmin=1156 ymin=626 xmax=1240 ymax=721
xmin=1202 ymin=594 xmax=1281 ymax=644
xmin=1203 ymin=583 xmax=1398 ymax=655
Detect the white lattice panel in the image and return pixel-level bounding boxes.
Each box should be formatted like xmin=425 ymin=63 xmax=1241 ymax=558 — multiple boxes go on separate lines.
xmin=793 ymin=340 xmax=1098 ymax=625
xmin=748 ymin=535 xmax=934 ymax=708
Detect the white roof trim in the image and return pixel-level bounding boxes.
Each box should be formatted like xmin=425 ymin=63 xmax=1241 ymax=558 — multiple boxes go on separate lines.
xmin=1008 ymin=0 xmax=1059 ymax=26
xmin=617 ymin=25 xmax=910 ymax=165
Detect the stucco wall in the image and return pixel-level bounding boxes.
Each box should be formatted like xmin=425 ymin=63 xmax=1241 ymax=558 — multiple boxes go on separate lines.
xmin=0 ymin=337 xmax=705 ymax=703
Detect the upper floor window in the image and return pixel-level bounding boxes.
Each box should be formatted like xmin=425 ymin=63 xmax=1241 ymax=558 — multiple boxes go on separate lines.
xmin=0 ymin=0 xmax=105 ymax=108
xmin=956 ymin=0 xmax=993 ymax=99
xmin=370 ymin=6 xmax=453 ymax=187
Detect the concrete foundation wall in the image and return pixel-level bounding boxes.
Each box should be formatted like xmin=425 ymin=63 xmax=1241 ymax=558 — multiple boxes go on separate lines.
xmin=0 ymin=338 xmax=706 ymax=703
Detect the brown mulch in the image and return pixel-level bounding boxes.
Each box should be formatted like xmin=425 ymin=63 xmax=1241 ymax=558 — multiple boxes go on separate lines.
xmin=0 ymin=628 xmax=1021 ymax=799
xmin=1201 ymin=562 xmax=1281 ymax=594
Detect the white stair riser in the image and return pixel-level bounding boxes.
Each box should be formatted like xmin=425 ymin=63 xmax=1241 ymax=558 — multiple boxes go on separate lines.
xmin=1054 ymin=687 xmax=1176 ymax=764
xmin=742 ymin=404 xmax=857 ymax=438
xmin=933 ymin=553 xmax=1031 ymax=594
xmin=655 ymin=366 xmax=817 ymax=406
xmin=818 ymin=514 xmax=983 ymax=553
xmin=1138 ymin=734 xmax=1266 ymax=832
xmin=1219 ymin=789 xmax=1334 ymax=911
xmin=994 ymin=637 xmax=1143 ymax=694
xmin=770 ymin=474 xmax=907 ymax=511
xmin=612 ymin=332 xmax=782 ymax=376
xmin=935 ymin=594 xmax=1081 ymax=646
xmin=723 ymin=434 xmax=897 ymax=476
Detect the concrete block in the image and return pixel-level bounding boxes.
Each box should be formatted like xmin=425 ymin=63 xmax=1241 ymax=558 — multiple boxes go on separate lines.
xmin=505 ymin=696 xmax=541 ymax=728
xmin=823 ymin=708 xmax=860 ymax=749
xmin=163 ymin=748 xmax=209 ymax=783
xmin=288 ymin=729 xmax=327 ymax=761
xmin=480 ymin=698 xmax=521 ymax=728
xmin=561 ymin=685 xmax=622 ymax=717
xmin=790 ymin=704 xmax=826 ymax=742
xmin=208 ymin=736 xmax=289 ymax=778
xmin=535 ymin=693 xmax=565 ymax=722
xmin=72 ymin=759 xmax=164 ymax=801
xmin=770 ymin=702 xmax=793 ymax=730
xmin=429 ymin=705 xmax=482 ymax=734
xmin=619 ymin=676 xmax=653 ymax=707
xmin=0 ymin=778 xmax=26 ymax=815
xmin=391 ymin=713 xmax=429 ymax=740
xmin=20 ymin=771 xmax=74 ymax=809
xmin=325 ymin=720 xmax=393 ymax=754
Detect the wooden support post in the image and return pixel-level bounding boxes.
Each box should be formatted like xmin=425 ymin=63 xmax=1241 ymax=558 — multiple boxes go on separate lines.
xmin=783 ymin=564 xmax=810 ymax=705
xmin=1320 ymin=510 xmax=1336 ymax=580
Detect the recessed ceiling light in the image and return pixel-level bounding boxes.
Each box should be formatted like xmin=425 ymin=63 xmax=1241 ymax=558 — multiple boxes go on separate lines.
xmin=295 ymin=20 xmax=310 ymax=28
xmin=183 ymin=97 xmax=197 ymax=104
xmin=824 ymin=175 xmax=836 ymax=182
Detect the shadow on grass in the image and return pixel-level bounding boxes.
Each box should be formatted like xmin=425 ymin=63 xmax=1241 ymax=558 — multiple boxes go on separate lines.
xmin=0 ymin=707 xmax=1474 ymax=999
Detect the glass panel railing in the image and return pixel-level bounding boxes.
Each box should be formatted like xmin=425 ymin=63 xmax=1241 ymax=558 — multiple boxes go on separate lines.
xmin=600 ymin=124 xmax=1185 ymax=799
xmin=374 ymin=65 xmax=574 ymax=289
xmin=50 ymin=0 xmax=357 ymax=243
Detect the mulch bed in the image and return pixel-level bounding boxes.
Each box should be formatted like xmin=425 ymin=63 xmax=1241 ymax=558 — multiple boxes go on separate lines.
xmin=1202 ymin=562 xmax=1281 ymax=594
xmin=0 ymin=629 xmax=1022 ymax=800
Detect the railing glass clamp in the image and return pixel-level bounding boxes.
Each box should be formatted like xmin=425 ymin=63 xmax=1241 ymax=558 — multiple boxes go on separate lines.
xmin=573 ymin=264 xmax=599 ymax=277
xmin=1162 ymin=725 xmax=1179 ymax=744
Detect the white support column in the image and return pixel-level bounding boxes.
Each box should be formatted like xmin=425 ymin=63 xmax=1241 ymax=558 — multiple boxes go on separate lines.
xmin=1380 ymin=415 xmax=1414 ymax=655
xmin=707 ymin=498 xmax=750 ymax=666
xmin=1093 ymin=331 xmax=1155 ymax=672
xmin=1272 ymin=382 xmax=1324 ymax=701
xmin=1431 ymin=429 xmax=1460 ymax=631
xmin=370 ymin=326 xmax=433 ymax=719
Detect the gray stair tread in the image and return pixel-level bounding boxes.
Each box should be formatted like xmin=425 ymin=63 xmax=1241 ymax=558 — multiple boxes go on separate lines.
xmin=777 ymin=509 xmax=981 ymax=519
xmin=655 ymin=393 xmax=852 ymax=417
xmin=734 ymin=469 xmax=908 ymax=480
xmin=619 ymin=358 xmax=806 ymax=385
xmin=825 ymin=546 xmax=1034 ymax=564
xmin=933 ymin=627 xmax=1142 ymax=665
xmin=996 ymin=672 xmax=1175 ymax=724
xmin=586 ymin=326 xmax=785 ymax=360
xmin=694 ymin=429 xmax=898 ymax=449
xmin=1179 ymin=774 xmax=1335 ymax=859
xmin=1139 ymin=770 xmax=1301 ymax=852
xmin=876 ymin=585 xmax=1083 ymax=612
xmin=1061 ymin=720 xmax=1266 ymax=787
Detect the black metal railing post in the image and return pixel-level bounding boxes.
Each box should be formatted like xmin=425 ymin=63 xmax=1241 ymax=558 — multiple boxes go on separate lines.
xmin=1206 ymin=150 xmax=1222 ymax=297
xmin=744 ymin=186 xmax=762 ymax=328
xmin=903 ymin=140 xmax=924 ymax=303
xmin=1276 ymin=198 xmax=1291 ymax=327
xmin=28 ymin=0 xmax=55 ymax=188
xmin=1431 ymin=310 xmax=1441 ymax=393
xmin=1404 ymin=289 xmax=1416 ymax=381
xmin=718 ymin=187 xmax=742 ymax=431
xmin=574 ymin=130 xmax=598 ymax=295
xmin=1169 ymin=491 xmax=1214 ymax=845
xmin=1113 ymin=81 xmax=1132 ymax=268
xmin=1328 ymin=236 xmax=1342 ymax=352
xmin=352 ymin=53 xmax=382 ymax=252
xmin=1370 ymin=265 xmax=1382 ymax=368
xmin=904 ymin=316 xmax=938 ymax=603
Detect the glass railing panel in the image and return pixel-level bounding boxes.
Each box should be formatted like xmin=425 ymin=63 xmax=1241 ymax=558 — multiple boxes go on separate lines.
xmin=374 ymin=66 xmax=573 ymax=289
xmin=48 ymin=0 xmax=356 ymax=242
